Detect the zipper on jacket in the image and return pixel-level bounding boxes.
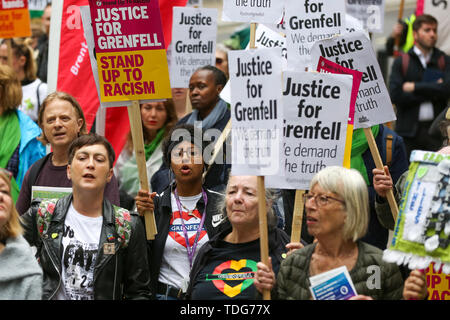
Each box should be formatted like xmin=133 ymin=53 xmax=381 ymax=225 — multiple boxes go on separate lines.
xmin=43 ymin=238 xmax=62 ymax=300
xmin=112 ymin=254 xmax=118 ymax=300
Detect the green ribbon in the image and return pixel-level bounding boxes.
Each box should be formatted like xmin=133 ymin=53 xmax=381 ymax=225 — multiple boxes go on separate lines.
xmin=350 ymin=125 xmax=380 ymax=185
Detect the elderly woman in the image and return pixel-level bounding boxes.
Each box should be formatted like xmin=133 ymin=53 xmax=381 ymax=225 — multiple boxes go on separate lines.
xmin=114 ymin=99 xmax=177 ymax=209
xmin=0 ymin=168 xmax=42 ymax=299
xmin=135 ymin=124 xmax=230 ymax=300
xmin=185 ymin=175 xmax=290 ymax=300
xmin=254 ymin=166 xmax=428 ymax=300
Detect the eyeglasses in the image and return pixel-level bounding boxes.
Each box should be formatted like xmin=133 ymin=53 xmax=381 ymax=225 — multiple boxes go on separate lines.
xmin=0 ymin=168 xmax=12 ymax=181
xmin=303 ymin=193 xmax=345 ymax=207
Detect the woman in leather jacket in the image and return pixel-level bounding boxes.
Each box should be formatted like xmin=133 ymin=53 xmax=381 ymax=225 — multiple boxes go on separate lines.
xmin=21 ymin=134 xmax=151 ymax=300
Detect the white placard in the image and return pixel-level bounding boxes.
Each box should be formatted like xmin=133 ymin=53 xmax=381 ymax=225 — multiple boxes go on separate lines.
xmin=285 ymin=0 xmax=346 ymax=70
xmin=229 ymin=48 xmax=284 ymax=176
xmin=169 ymin=7 xmax=217 ymax=88
xmin=266 ymin=71 xmax=352 ymax=190
xmin=248 ymin=24 xmax=287 ymax=70
xmin=345 ymin=0 xmax=385 ymax=33
xmin=310 ymin=31 xmax=396 ymax=129
xmin=222 ymin=0 xmax=284 ymax=24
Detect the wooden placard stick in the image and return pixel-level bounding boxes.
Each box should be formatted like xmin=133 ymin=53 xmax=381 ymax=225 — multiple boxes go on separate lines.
xmin=290 ymin=190 xmax=306 ymax=243
xmin=363 ymin=128 xmax=399 ymax=222
xmin=202 ymin=119 xmax=231 ymax=180
xmin=248 ymin=21 xmax=270 ymax=300
xmin=394 ymin=0 xmax=405 ymax=56
xmin=257 ymin=175 xmax=270 ymax=300
xmin=127 ymin=101 xmax=158 ymax=240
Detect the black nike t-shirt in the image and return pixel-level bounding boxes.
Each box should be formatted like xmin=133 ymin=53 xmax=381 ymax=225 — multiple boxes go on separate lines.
xmin=190 ymin=238 xmax=281 ymax=300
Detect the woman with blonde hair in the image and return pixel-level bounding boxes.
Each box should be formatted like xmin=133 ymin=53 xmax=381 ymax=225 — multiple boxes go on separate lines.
xmin=254 ymin=166 xmax=428 ymax=300
xmin=0 ymin=38 xmax=48 ymax=122
xmin=0 ymin=64 xmax=45 ymax=202
xmin=0 ymin=168 xmax=43 ymax=299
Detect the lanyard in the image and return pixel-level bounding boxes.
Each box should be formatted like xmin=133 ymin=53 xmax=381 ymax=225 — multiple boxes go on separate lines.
xmin=173 ymin=188 xmax=208 ymax=268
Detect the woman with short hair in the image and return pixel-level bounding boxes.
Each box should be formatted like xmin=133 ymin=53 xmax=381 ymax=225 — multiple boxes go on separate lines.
xmin=254 ymin=166 xmax=428 ymax=300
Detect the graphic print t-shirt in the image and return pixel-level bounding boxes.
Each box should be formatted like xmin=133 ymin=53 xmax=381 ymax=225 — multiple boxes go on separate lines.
xmin=190 ymin=238 xmax=281 ymax=300
xmin=158 ymin=193 xmax=209 ymax=290
xmin=54 ymin=203 xmax=102 ymax=300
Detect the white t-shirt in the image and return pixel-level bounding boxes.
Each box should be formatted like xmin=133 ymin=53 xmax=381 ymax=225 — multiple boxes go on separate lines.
xmin=54 ymin=203 xmax=103 ymax=300
xmin=158 ymin=192 xmax=209 ymax=291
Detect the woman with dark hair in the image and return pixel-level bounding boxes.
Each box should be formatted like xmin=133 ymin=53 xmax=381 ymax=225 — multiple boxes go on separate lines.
xmin=0 ymin=38 xmax=48 ymax=122
xmin=135 ymin=123 xmax=230 ymax=300
xmin=114 ymin=100 xmax=177 ymax=209
xmin=0 ymin=64 xmax=45 ymax=202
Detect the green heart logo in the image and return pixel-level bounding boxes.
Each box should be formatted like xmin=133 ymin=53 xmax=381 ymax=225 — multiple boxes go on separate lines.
xmin=207 ymin=259 xmax=257 ymax=298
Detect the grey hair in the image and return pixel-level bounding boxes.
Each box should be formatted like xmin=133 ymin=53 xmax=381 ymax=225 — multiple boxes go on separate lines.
xmin=217 ymin=175 xmax=279 ymax=229
xmin=309 ymin=166 xmax=369 ymax=242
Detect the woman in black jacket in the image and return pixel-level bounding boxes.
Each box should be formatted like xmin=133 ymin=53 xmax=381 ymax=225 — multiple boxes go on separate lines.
xmin=135 ymin=124 xmax=230 ymax=300
xmin=185 ymin=175 xmax=290 ymax=300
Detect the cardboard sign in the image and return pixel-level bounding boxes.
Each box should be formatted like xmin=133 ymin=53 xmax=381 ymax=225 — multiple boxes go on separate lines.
xmin=222 ymin=0 xmax=284 ymax=24
xmin=426 ymin=262 xmax=450 ymax=300
xmin=384 ymin=151 xmax=450 ymax=275
xmin=266 ymin=71 xmax=352 ymax=190
xmin=250 ymin=24 xmax=287 ymax=70
xmin=285 ymin=0 xmax=346 ymax=70
xmin=88 ymin=0 xmax=171 ymax=103
xmin=170 ymin=6 xmax=217 ymax=88
xmin=316 ymin=56 xmax=362 ymax=168
xmin=0 ymin=0 xmax=31 ymax=38
xmin=345 ymin=0 xmax=385 ymax=33
xmin=229 ymin=48 xmax=284 ymax=176
xmin=310 ymin=31 xmax=396 ymax=129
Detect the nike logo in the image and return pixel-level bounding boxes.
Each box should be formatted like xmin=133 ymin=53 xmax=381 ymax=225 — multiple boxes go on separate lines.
xmin=212 ymin=213 xmax=226 ymax=228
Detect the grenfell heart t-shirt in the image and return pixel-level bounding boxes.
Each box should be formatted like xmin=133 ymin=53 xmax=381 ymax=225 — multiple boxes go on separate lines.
xmin=190 ymin=238 xmax=281 ymax=300
xmin=159 ymin=192 xmax=209 ymax=290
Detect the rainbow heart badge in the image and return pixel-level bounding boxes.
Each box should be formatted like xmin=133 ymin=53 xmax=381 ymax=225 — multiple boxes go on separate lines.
xmin=206 ymin=259 xmax=257 ymax=298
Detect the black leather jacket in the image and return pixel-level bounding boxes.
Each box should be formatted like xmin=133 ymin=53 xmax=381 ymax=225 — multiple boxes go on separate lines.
xmin=21 ymin=194 xmax=151 ymax=300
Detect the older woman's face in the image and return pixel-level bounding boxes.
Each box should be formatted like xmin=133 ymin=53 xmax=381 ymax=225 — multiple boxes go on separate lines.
xmin=225 ymin=176 xmax=259 ymax=228
xmin=0 ymin=176 xmax=12 ymax=230
xmin=305 ymin=183 xmax=347 ymax=239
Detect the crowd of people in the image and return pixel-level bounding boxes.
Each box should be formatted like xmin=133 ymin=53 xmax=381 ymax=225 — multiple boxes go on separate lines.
xmin=1 ymin=4 xmax=450 ymax=302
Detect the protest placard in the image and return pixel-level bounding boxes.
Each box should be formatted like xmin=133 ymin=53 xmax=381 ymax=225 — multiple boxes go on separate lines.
xmin=32 ymin=186 xmax=72 ymax=201
xmin=0 ymin=0 xmax=31 ymax=38
xmin=311 ymin=31 xmax=396 ymax=129
xmin=309 ymin=266 xmax=357 ymax=300
xmin=345 ymin=0 xmax=385 ymax=33
xmin=316 ymin=56 xmax=362 ymax=168
xmin=222 ymin=0 xmax=284 ymax=24
xmin=251 ymin=24 xmax=287 ymax=70
xmin=228 ymin=47 xmax=284 ymax=177
xmin=266 ymin=71 xmax=352 ymax=191
xmin=384 ymin=151 xmax=450 ymax=275
xmin=285 ymin=0 xmax=346 ymax=70
xmin=88 ymin=0 xmax=171 ymax=103
xmin=170 ymin=6 xmax=217 ymax=88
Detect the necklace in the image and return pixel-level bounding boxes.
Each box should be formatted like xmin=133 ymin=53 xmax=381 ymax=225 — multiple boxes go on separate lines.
xmin=181 ymin=203 xmax=197 ymax=216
